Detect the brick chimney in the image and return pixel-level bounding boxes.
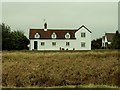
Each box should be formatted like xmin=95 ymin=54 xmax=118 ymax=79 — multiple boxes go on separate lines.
xmin=44 ymin=19 xmax=47 ymax=31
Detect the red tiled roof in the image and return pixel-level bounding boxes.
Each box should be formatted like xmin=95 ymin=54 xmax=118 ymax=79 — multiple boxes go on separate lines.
xmin=29 ymin=29 xmax=77 ymax=39
xmin=29 ymin=25 xmax=91 ymax=39
xmin=105 ymin=33 xmax=115 ymax=42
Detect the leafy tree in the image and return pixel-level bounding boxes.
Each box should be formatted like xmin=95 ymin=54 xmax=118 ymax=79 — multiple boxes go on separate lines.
xmin=91 ymin=38 xmax=102 ymax=49
xmin=10 ymin=31 xmax=29 ymax=50
xmin=2 ymin=23 xmax=29 ymax=50
xmin=2 ymin=23 xmax=11 ymax=50
xmin=111 ymin=30 xmax=120 ymax=49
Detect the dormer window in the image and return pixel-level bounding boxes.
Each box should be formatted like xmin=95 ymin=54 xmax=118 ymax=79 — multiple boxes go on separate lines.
xmin=34 ymin=33 xmax=40 ymax=38
xmin=51 ymin=32 xmax=57 ymax=39
xmin=65 ymin=33 xmax=70 ymax=39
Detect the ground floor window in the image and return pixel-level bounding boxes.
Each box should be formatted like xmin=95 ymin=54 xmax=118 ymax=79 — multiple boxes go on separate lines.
xmin=66 ymin=42 xmax=70 ymax=46
xmin=41 ymin=42 xmax=45 ymax=46
xmin=81 ymin=42 xmax=85 ymax=47
xmin=52 ymin=42 xmax=56 ymax=46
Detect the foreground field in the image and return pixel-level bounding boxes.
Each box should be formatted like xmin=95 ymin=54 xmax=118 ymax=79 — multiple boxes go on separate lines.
xmin=2 ymin=50 xmax=119 ymax=88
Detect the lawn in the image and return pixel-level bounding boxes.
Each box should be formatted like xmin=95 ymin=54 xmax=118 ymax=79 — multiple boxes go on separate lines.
xmin=2 ymin=50 xmax=120 ymax=89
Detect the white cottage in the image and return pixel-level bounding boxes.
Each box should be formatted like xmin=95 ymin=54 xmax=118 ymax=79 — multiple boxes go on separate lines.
xmin=29 ymin=22 xmax=92 ymax=50
xmin=102 ymin=33 xmax=115 ymax=48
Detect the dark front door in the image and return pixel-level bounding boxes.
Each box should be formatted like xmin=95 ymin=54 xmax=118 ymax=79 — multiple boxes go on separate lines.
xmin=34 ymin=41 xmax=38 ymax=50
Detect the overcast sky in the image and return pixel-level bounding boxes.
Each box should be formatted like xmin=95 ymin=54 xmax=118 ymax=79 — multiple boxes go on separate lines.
xmin=2 ymin=2 xmax=118 ymax=40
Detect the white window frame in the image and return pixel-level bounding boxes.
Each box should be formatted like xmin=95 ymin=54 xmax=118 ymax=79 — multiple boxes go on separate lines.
xmin=34 ymin=33 xmax=40 ymax=38
xmin=51 ymin=32 xmax=57 ymax=39
xmin=65 ymin=33 xmax=70 ymax=39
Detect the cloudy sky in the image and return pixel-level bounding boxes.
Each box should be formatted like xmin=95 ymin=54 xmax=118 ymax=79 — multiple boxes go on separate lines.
xmin=2 ymin=1 xmax=118 ymax=40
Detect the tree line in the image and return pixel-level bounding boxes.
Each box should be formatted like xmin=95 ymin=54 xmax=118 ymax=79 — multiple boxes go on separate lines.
xmin=1 ymin=23 xmax=29 ymax=50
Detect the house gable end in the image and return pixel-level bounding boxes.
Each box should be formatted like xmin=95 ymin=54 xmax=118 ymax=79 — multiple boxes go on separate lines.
xmin=77 ymin=25 xmax=92 ymax=33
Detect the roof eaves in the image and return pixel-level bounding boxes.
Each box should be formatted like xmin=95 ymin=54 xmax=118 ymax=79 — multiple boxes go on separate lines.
xmin=78 ymin=25 xmax=92 ymax=33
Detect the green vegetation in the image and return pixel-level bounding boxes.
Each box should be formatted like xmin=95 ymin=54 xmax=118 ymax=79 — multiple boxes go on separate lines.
xmin=91 ymin=38 xmax=102 ymax=49
xmin=2 ymin=50 xmax=119 ymax=88
xmin=1 ymin=23 xmax=29 ymax=50
xmin=111 ymin=30 xmax=120 ymax=49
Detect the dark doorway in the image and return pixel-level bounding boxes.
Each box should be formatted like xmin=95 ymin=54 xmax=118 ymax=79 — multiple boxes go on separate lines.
xmin=34 ymin=41 xmax=38 ymax=50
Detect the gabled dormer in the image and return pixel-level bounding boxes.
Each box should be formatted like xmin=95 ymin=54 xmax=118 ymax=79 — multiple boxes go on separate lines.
xmin=65 ymin=32 xmax=70 ymax=39
xmin=51 ymin=32 xmax=57 ymax=39
xmin=34 ymin=33 xmax=40 ymax=38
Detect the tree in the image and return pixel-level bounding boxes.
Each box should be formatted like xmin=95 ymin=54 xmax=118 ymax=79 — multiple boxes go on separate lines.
xmin=111 ymin=30 xmax=120 ymax=49
xmin=91 ymin=38 xmax=102 ymax=49
xmin=10 ymin=31 xmax=29 ymax=50
xmin=2 ymin=23 xmax=29 ymax=50
xmin=2 ymin=23 xmax=11 ymax=50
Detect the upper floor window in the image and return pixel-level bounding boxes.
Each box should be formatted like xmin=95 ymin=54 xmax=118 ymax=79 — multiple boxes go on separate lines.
xmin=34 ymin=33 xmax=40 ymax=38
xmin=81 ymin=33 xmax=86 ymax=37
xmin=51 ymin=32 xmax=57 ymax=39
xmin=66 ymin=42 xmax=70 ymax=46
xmin=81 ymin=42 xmax=85 ymax=47
xmin=65 ymin=33 xmax=70 ymax=39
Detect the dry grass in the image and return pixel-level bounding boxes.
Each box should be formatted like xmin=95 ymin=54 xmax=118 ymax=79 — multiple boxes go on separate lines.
xmin=2 ymin=50 xmax=120 ymax=87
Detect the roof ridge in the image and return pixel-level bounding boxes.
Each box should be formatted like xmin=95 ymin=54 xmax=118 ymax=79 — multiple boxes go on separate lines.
xmin=78 ymin=25 xmax=92 ymax=33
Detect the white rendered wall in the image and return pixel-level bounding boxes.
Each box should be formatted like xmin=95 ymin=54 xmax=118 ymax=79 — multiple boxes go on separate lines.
xmin=30 ymin=39 xmax=76 ymax=50
xmin=102 ymin=38 xmax=105 ymax=47
xmin=75 ymin=27 xmax=91 ymax=50
xmin=105 ymin=36 xmax=108 ymax=43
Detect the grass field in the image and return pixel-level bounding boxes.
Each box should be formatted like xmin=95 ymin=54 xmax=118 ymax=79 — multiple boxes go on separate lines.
xmin=2 ymin=50 xmax=120 ymax=88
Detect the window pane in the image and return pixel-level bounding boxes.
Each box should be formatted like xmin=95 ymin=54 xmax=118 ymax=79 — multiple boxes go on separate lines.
xmin=41 ymin=42 xmax=45 ymax=46
xmin=81 ymin=42 xmax=85 ymax=47
xmin=81 ymin=33 xmax=86 ymax=37
xmin=66 ymin=42 xmax=70 ymax=46
xmin=52 ymin=42 xmax=56 ymax=46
